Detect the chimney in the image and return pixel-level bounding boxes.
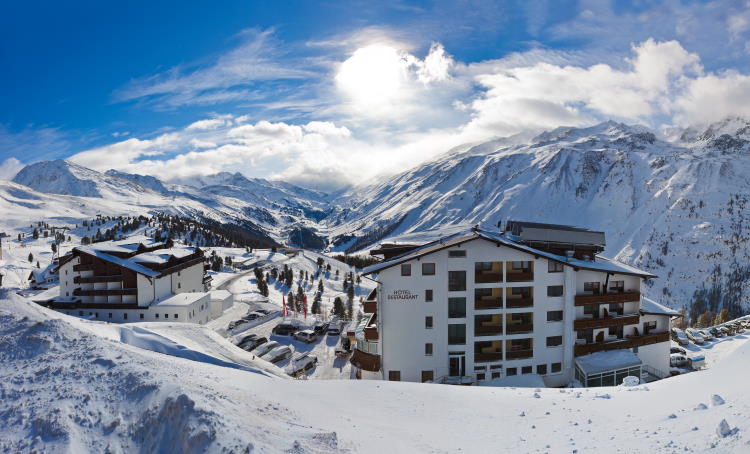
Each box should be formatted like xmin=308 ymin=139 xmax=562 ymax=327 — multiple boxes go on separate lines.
xmin=565 ymin=250 xmax=575 ymax=262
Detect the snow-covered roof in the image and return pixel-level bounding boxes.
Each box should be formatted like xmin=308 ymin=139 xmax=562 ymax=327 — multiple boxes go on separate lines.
xmin=76 ymin=247 xmax=161 ymax=278
xmin=85 ymin=235 xmax=166 ymax=254
xmin=363 ymin=228 xmax=657 ymax=278
xmin=131 ymin=248 xmax=194 ymax=264
xmin=209 ymin=290 xmax=232 ymax=301
xmin=575 ymin=349 xmax=642 ymax=375
xmin=152 ymin=292 xmax=208 ymax=307
xmin=640 ymin=297 xmax=681 ymax=317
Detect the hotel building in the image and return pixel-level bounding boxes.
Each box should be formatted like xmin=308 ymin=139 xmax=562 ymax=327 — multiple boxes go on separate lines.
xmin=354 ymin=222 xmax=676 ymax=387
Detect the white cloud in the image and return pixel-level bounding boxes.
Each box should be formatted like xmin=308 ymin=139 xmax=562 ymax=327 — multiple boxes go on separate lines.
xmin=0 ymin=158 xmax=25 ymax=180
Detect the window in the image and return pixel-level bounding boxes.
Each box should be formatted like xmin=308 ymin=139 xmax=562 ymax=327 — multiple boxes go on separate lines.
xmin=425 ymin=289 xmax=433 ymax=302
xmin=140 ymin=313 xmax=144 ymax=319
xmin=421 ymin=371 xmax=434 ymax=383
xmin=425 ymin=343 xmax=433 ymax=356
xmin=643 ymin=320 xmax=657 ymax=334
xmin=178 ymin=282 xmax=181 ymax=289
xmin=448 ymin=324 xmax=466 ymax=345
xmin=546 ymin=336 xmax=563 ymax=347
xmin=609 ymin=280 xmax=625 ymax=293
xmin=547 ymin=310 xmax=563 ymax=322
xmin=448 ymin=271 xmax=466 ymax=291
xmin=178 ymin=271 xmax=181 ymax=276
xmin=165 ymin=314 xmax=169 ymax=319
xmin=476 ymin=373 xmax=486 ymax=381
xmin=584 ymin=282 xmax=601 ymax=294
xmin=174 ymin=314 xmax=178 ymax=319
xmin=537 ymin=364 xmax=547 ymax=375
xmin=388 ymin=371 xmax=401 ymax=381
xmin=155 ymin=313 xmax=159 ymax=319
xmin=547 ymin=285 xmax=564 ymax=297
xmin=583 ymin=304 xmax=598 ymax=317
xmin=449 ymin=250 xmax=466 ymax=258
xmin=123 ymin=313 xmax=128 ymax=320
xmin=422 ymin=263 xmax=436 ymax=276
xmin=551 ymin=362 xmax=562 ymax=373
xmin=507 ymin=367 xmax=517 ymax=376
xmin=108 ymin=313 xmax=112 ymax=319
xmin=548 ymin=261 xmax=564 ymax=273
xmin=491 ymin=372 xmax=501 ymax=379
xmin=448 ymin=297 xmax=466 ymax=318
xmin=521 ymin=366 xmax=532 ymax=374
xmin=401 ymin=264 xmax=411 ymax=276
xmin=425 ymin=316 xmax=433 ymax=329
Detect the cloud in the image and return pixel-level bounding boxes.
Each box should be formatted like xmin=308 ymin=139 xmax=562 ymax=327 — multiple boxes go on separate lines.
xmin=113 ymin=29 xmax=317 ymax=109
xmin=0 ymin=158 xmax=25 ymax=180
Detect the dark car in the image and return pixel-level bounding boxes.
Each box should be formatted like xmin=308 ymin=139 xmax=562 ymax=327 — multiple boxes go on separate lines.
xmin=240 ymin=336 xmax=268 ymax=352
xmin=272 ymin=321 xmax=299 ymax=335
xmin=313 ymin=321 xmax=329 ymax=335
xmin=228 ymin=319 xmax=250 ymax=330
xmin=670 ymin=346 xmax=686 ymax=355
xmin=234 ymin=333 xmax=258 ymax=346
xmin=255 ymin=309 xmax=273 ymax=315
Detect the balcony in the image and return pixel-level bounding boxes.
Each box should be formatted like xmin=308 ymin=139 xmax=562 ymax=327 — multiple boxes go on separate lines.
xmin=475 ymin=297 xmax=502 ymax=310
xmin=363 ymin=313 xmax=378 ymax=341
xmin=506 ymin=349 xmax=534 ymax=360
xmin=574 ymin=331 xmax=670 ymax=356
xmin=475 ymin=325 xmax=503 ymax=336
xmin=506 ymin=297 xmax=533 ymax=309
xmin=363 ymin=288 xmax=377 ymax=313
xmin=574 ymin=292 xmax=640 ymax=306
xmin=73 ymin=263 xmax=94 ymax=272
xmin=573 ymin=314 xmax=640 ymax=331
xmin=74 ymin=275 xmax=123 ymax=284
xmin=474 ymin=352 xmax=503 ymax=362
xmin=506 ymin=323 xmax=533 ymax=334
xmin=73 ymin=288 xmax=137 ymax=296
xmin=350 ymin=349 xmax=381 ymax=372
xmin=506 ymin=271 xmax=534 ymax=282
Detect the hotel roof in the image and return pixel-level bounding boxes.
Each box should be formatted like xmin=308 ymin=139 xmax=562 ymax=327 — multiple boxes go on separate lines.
xmin=363 ymin=227 xmax=656 ymax=278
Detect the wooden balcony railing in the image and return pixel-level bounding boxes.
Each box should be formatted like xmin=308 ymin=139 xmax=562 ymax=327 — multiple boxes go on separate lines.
xmin=506 ymin=298 xmax=533 ymax=309
xmin=474 ymin=352 xmax=503 ymax=362
xmin=506 ymin=323 xmax=534 ymax=334
xmin=350 ymin=349 xmax=380 ymax=372
xmin=506 ymin=271 xmax=534 ymax=282
xmin=573 ymin=314 xmax=640 ymax=331
xmin=475 ymin=272 xmax=503 ymax=283
xmin=74 ymin=275 xmax=123 ymax=284
xmin=574 ymin=331 xmax=669 ymax=356
xmin=475 ymin=298 xmax=502 ymax=310
xmin=73 ymin=264 xmax=94 ymax=272
xmin=474 ymin=325 xmax=502 ymax=336
xmin=73 ymin=288 xmax=137 ymax=296
xmin=574 ymin=292 xmax=640 ymax=306
xmin=506 ymin=349 xmax=533 ymax=360
xmin=363 ymin=300 xmax=377 ymax=313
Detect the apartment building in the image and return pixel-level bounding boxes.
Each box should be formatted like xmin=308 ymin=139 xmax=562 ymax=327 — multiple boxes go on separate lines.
xmin=356 ymin=222 xmax=675 ymax=387
xmin=37 ymin=236 xmax=215 ymax=324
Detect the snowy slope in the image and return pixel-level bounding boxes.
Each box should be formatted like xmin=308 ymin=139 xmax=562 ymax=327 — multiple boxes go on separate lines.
xmin=2 ymin=293 xmax=750 ymax=453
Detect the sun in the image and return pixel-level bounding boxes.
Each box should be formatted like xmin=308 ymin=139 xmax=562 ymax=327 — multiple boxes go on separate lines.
xmin=335 ymin=44 xmax=408 ymax=107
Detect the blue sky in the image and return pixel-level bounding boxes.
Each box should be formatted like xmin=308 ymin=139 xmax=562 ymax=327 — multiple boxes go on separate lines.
xmin=2 ymin=0 xmax=750 ymax=188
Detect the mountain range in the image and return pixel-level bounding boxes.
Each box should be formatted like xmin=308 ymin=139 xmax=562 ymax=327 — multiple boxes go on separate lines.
xmin=6 ymin=118 xmax=750 ymax=316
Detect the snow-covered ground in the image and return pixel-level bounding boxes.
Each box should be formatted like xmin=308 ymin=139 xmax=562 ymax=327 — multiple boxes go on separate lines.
xmin=2 ymin=293 xmax=750 ymax=453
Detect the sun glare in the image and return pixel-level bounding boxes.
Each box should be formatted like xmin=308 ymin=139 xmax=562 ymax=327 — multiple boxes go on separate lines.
xmin=335 ymin=44 xmax=408 ymax=106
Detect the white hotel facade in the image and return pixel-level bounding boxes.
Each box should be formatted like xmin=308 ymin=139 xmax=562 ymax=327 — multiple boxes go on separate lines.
xmin=356 ymin=222 xmax=676 ymax=387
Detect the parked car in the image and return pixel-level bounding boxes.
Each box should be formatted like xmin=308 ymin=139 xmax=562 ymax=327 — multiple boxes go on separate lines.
xmin=731 ymin=322 xmax=745 ymax=333
xmin=240 ymin=336 xmax=267 ymax=352
xmin=243 ymin=311 xmax=266 ymax=321
xmin=255 ymin=309 xmax=273 ymax=315
xmin=313 ymin=321 xmax=329 ymax=335
xmin=234 ymin=333 xmax=258 ymax=346
xmin=272 ymin=320 xmax=299 ymax=335
xmin=685 ymin=329 xmax=704 ymax=344
xmin=327 ymin=320 xmax=343 ymax=336
xmin=228 ymin=319 xmax=250 ymax=330
xmin=698 ymin=329 xmax=714 ymax=341
xmin=262 ymin=345 xmax=293 ymax=363
xmin=252 ymin=340 xmax=279 ymax=357
xmin=671 ymin=328 xmax=689 ymax=346
xmin=741 ymin=320 xmax=750 ymax=329
xmin=670 ymin=346 xmax=687 ymax=355
xmin=670 ymin=353 xmax=689 ymax=367
xmin=293 ymin=329 xmax=317 ymax=343
xmin=285 ymin=352 xmax=318 ymax=375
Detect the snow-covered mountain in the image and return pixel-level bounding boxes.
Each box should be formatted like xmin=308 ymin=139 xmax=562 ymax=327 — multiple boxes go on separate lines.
xmin=7 ymin=118 xmax=750 ymax=315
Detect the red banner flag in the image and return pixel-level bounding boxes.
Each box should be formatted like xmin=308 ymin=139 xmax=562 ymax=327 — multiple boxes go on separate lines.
xmin=303 ymin=294 xmax=307 ymax=319
xmin=282 ymin=294 xmax=287 ymax=317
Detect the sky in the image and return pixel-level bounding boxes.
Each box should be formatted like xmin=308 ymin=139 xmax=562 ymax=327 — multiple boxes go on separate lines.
xmin=3 ymin=0 xmax=750 ymax=190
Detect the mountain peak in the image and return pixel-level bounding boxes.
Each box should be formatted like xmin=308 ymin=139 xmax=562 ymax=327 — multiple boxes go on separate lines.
xmin=12 ymin=159 xmax=102 ymax=197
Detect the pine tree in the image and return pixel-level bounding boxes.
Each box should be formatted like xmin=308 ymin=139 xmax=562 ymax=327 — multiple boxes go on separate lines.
xmin=311 ymin=294 xmax=321 ymax=315
xmin=36 ymin=261 xmax=40 ymax=269
xmin=28 ymin=252 xmax=33 ymax=263
xmin=287 ymin=291 xmax=295 ymax=312
xmin=347 ymin=281 xmax=355 ymax=301
xmin=332 ymin=297 xmax=345 ymax=318
xmin=317 ymin=279 xmax=324 ymax=293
